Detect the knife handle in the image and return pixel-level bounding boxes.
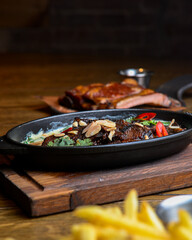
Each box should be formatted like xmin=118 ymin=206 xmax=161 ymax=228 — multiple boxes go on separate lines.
xmin=156 ymin=75 xmax=192 ymax=106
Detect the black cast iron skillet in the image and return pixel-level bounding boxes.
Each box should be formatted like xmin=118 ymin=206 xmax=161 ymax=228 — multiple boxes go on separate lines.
xmin=0 ymin=109 xmax=192 ymax=170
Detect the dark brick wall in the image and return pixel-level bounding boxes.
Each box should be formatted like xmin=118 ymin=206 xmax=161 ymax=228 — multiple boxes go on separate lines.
xmin=0 ymin=0 xmax=191 ymax=57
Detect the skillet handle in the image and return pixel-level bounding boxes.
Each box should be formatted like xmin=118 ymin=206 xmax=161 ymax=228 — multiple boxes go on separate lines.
xmin=156 ymin=75 xmax=192 ymax=106
xmin=0 ymin=136 xmax=28 ymax=155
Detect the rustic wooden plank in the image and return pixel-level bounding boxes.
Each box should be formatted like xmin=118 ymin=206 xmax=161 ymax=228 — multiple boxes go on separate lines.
xmin=0 ymin=166 xmax=73 ymax=216
xmin=24 ymin=144 xmax=192 ymax=189
xmin=0 ymin=144 xmax=191 ymax=217
xmin=28 ymin=188 xmax=73 ymax=216
xmin=71 ymin=170 xmax=192 ymax=209
xmin=70 ymin=145 xmax=192 ymax=208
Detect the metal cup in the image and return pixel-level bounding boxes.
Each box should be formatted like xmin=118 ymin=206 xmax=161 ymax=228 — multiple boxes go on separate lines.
xmin=119 ymin=68 xmax=153 ymax=88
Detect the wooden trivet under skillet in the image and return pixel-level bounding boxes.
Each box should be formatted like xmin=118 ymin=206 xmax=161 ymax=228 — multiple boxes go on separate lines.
xmin=0 ymin=144 xmax=192 ymax=217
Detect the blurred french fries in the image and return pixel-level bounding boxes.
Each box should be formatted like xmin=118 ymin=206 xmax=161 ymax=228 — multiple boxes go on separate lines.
xmin=124 ymin=189 xmax=138 ymax=221
xmin=178 ymin=209 xmax=192 ymax=229
xmin=75 ymin=206 xmax=170 ymax=239
xmin=59 ymin=190 xmax=192 ymax=240
xmin=138 ymin=201 xmax=166 ymax=232
xmin=168 ymin=209 xmax=192 ymax=240
xmin=72 ymin=224 xmax=97 ymax=240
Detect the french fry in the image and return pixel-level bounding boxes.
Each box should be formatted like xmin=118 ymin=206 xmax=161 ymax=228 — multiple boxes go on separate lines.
xmin=105 ymin=206 xmax=122 ymax=217
xmin=97 ymin=226 xmax=130 ymax=240
xmin=124 ymin=189 xmax=138 ymax=221
xmin=60 ymin=189 xmax=192 ymax=240
xmin=72 ymin=223 xmax=97 ymax=240
xmin=97 ymin=226 xmax=165 ymax=240
xmin=167 ymin=209 xmax=192 ymax=240
xmin=74 ymin=206 xmax=170 ymax=239
xmin=139 ymin=201 xmax=166 ymax=232
xmin=168 ymin=222 xmax=192 ymax=240
xmin=178 ymin=209 xmax=192 ymax=229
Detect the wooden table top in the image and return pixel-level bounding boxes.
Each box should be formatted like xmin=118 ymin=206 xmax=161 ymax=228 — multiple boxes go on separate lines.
xmin=0 ymin=54 xmax=192 ymax=240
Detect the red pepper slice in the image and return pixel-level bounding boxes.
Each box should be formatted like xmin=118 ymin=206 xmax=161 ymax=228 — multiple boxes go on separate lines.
xmin=156 ymin=122 xmax=168 ymax=137
xmin=61 ymin=127 xmax=73 ymax=133
xmin=135 ymin=112 xmax=156 ymax=121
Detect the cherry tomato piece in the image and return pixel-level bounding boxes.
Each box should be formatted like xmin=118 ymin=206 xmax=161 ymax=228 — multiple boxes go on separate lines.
xmin=156 ymin=121 xmax=168 ymax=137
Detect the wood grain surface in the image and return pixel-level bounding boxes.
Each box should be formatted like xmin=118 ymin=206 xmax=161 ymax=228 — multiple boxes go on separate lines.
xmin=0 ymin=54 xmax=192 ymax=239
xmin=0 ymin=144 xmax=192 ymax=217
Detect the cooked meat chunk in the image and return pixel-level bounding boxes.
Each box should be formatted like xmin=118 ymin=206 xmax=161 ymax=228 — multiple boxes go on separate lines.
xmin=59 ymin=83 xmax=104 ymax=110
xmin=115 ymin=120 xmax=154 ymax=142
xmin=59 ymin=79 xmax=181 ymax=111
xmin=83 ymin=82 xmax=143 ymax=104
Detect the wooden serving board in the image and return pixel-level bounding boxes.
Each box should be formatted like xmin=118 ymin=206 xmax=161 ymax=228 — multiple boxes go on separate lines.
xmin=0 ymin=144 xmax=192 ymax=217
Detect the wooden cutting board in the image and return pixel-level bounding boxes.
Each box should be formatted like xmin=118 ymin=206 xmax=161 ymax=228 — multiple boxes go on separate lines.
xmin=0 ymin=144 xmax=192 ymax=217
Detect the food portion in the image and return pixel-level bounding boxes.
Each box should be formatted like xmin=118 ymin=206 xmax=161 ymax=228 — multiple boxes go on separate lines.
xmin=59 ymin=79 xmax=182 ymax=112
xmin=59 ymin=189 xmax=192 ymax=240
xmin=22 ymin=113 xmax=185 ymax=147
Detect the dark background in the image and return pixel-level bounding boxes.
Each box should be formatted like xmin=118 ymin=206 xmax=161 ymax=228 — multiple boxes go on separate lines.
xmin=0 ymin=0 xmax=192 ymax=58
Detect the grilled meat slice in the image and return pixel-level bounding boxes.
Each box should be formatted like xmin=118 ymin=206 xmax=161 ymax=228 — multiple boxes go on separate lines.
xmin=113 ymin=90 xmax=176 ymax=109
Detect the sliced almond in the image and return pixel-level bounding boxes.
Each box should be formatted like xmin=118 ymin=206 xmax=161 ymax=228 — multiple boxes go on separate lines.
xmin=96 ymin=120 xmax=116 ymax=128
xmin=72 ymin=121 xmax=78 ymax=127
xmin=106 ymin=127 xmax=116 ymax=131
xmin=108 ymin=130 xmax=115 ymax=141
xmin=82 ymin=121 xmax=95 ymax=134
xmin=85 ymin=124 xmax=101 ymax=138
xmin=144 ymin=135 xmax=149 ymax=140
xmin=42 ymin=133 xmax=53 ymax=137
xmin=168 ymin=119 xmax=181 ymax=129
xmin=168 ymin=119 xmax=175 ymax=127
xmin=169 ymin=125 xmax=181 ymax=129
xmin=134 ymin=123 xmax=144 ymax=127
xmin=68 ymin=130 xmax=78 ymax=135
xmin=54 ymin=133 xmax=65 ymax=137
xmin=30 ymin=141 xmax=43 ymax=146
xmin=79 ymin=120 xmax=87 ymax=127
